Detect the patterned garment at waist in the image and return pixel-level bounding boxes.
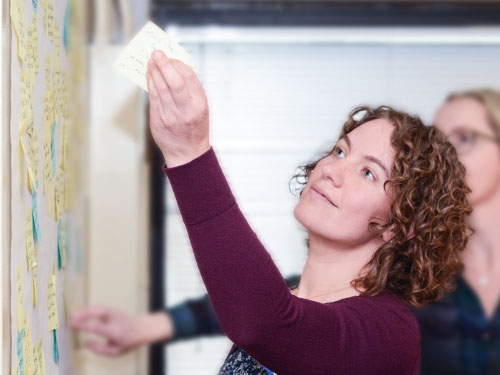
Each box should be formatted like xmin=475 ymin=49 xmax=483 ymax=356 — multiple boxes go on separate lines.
xmin=218 ymin=347 xmax=272 ymax=375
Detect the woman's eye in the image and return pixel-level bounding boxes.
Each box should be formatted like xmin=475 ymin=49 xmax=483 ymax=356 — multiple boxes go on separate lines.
xmin=453 ymin=130 xmax=475 ymax=145
xmin=333 ymin=147 xmax=345 ymax=158
xmin=363 ymin=169 xmax=375 ymax=181
xmin=458 ymin=132 xmax=474 ymax=144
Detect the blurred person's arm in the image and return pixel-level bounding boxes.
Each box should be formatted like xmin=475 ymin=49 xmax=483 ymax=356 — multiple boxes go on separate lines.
xmin=70 ymin=296 xmax=221 ymax=356
xmin=70 ymin=307 xmax=175 ymax=356
xmin=70 ymin=275 xmax=300 ymax=356
xmin=167 ymin=294 xmax=223 ymax=340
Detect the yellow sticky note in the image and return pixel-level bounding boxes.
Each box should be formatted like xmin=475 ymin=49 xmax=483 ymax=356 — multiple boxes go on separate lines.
xmin=23 ymin=322 xmax=34 ymax=375
xmin=10 ymin=0 xmax=26 ymax=61
xmin=54 ymin=23 xmax=60 ymax=73
xmin=19 ymin=310 xmax=28 ymax=337
xmin=33 ymin=266 xmax=38 ymax=307
xmin=55 ymin=71 xmax=69 ymax=119
xmin=60 ymin=220 xmax=67 ymax=269
xmin=43 ymin=93 xmax=52 ymax=130
xmin=45 ymin=53 xmax=53 ymax=95
xmin=54 ymin=167 xmax=64 ymax=220
xmin=16 ymin=265 xmax=24 ymax=332
xmin=25 ymin=208 xmax=36 ymax=269
xmin=60 ymin=119 xmax=68 ymax=168
xmin=113 ymin=21 xmax=192 ymax=91
xmin=32 ymin=15 xmax=40 ymax=74
xmin=43 ymin=128 xmax=52 ymax=197
xmin=42 ymin=0 xmax=48 ymax=35
xmin=38 ymin=339 xmax=47 ymax=375
xmin=26 ymin=22 xmax=35 ymax=74
xmin=48 ymin=273 xmax=58 ymax=331
xmin=55 ymin=73 xmax=62 ymax=119
xmin=25 ymin=317 xmax=31 ymax=343
xmin=31 ymin=129 xmax=40 ymax=185
xmin=47 ymin=0 xmax=54 ymax=42
xmin=33 ymin=339 xmax=40 ymax=375
xmin=16 ymin=31 xmax=26 ymax=64
xmin=21 ymin=134 xmax=36 ymax=194
xmin=20 ymin=70 xmax=33 ymax=135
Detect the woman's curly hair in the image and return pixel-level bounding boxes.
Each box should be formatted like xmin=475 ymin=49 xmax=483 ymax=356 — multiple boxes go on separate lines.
xmin=293 ymin=106 xmax=472 ymax=307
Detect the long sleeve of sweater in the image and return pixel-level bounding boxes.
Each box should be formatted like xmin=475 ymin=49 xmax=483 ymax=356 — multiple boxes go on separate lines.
xmin=164 ymin=148 xmax=420 ymax=375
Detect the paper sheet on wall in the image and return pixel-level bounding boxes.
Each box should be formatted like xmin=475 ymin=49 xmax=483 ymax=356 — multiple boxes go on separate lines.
xmin=113 ymin=21 xmax=192 ymax=91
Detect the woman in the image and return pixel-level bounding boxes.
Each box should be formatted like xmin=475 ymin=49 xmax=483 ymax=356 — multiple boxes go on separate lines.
xmin=415 ymin=88 xmax=500 ymax=374
xmin=143 ymin=50 xmax=470 ymax=374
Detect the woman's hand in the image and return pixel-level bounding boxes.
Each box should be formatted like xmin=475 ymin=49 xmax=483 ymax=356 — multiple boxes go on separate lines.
xmin=70 ymin=306 xmax=174 ymax=356
xmin=147 ymin=50 xmax=211 ymax=167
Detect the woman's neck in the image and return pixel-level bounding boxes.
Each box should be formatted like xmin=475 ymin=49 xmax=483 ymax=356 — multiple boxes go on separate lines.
xmin=466 ymin=187 xmax=500 ymax=261
xmin=296 ymin=237 xmax=378 ymax=303
xmin=462 ymin=185 xmax=500 ymax=318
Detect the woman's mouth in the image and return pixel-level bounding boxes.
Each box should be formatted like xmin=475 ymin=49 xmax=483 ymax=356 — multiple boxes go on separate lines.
xmin=310 ymin=187 xmax=337 ymax=207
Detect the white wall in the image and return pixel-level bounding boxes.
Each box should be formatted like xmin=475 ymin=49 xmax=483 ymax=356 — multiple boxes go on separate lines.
xmin=164 ymin=26 xmax=500 ymax=374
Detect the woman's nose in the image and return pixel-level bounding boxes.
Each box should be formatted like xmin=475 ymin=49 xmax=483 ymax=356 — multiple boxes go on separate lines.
xmin=322 ymin=160 xmax=344 ymax=187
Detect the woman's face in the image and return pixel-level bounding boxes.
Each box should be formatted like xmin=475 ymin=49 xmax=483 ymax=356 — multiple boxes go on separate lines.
xmin=434 ymin=97 xmax=500 ymax=206
xmin=294 ymin=119 xmax=395 ymax=249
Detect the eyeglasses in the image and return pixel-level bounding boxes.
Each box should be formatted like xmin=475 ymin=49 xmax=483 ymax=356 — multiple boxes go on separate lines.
xmin=447 ymin=128 xmax=500 ymax=154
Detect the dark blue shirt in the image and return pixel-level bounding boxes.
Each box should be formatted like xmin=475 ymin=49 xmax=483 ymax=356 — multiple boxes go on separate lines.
xmin=413 ymin=274 xmax=500 ymax=375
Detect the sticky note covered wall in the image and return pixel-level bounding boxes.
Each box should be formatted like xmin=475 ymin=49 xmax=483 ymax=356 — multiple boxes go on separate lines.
xmin=9 ymin=0 xmax=88 ymax=373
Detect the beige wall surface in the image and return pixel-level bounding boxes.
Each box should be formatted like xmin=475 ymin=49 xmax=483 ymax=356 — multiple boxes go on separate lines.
xmin=82 ymin=44 xmax=149 ymax=375
xmin=80 ymin=0 xmax=149 ymax=373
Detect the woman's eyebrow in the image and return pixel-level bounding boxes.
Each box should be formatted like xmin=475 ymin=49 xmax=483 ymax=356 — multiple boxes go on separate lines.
xmin=365 ymin=156 xmax=390 ymax=179
xmin=344 ymin=134 xmax=389 ymax=178
xmin=340 ymin=135 xmax=351 ymax=149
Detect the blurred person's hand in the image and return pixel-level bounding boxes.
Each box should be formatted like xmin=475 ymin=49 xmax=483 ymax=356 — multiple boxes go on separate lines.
xmin=71 ymin=306 xmax=174 ymax=356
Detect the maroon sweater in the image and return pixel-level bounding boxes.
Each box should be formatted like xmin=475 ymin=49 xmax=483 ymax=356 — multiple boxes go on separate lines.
xmin=164 ymin=148 xmax=420 ymax=375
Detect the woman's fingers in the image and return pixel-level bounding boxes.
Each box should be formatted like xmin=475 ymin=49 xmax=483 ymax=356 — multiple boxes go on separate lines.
xmin=169 ymin=59 xmax=207 ymax=105
xmin=151 ymin=51 xmax=191 ymax=109
xmin=147 ymin=60 xmax=177 ymax=117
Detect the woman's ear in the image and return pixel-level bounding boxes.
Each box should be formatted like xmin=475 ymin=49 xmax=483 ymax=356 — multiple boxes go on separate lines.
xmin=382 ymin=226 xmax=394 ymax=242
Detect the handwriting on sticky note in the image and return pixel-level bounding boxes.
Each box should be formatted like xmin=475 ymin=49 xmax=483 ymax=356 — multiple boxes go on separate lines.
xmin=48 ymin=273 xmax=58 ymax=331
xmin=54 ymin=167 xmax=64 ymax=221
xmin=25 ymin=208 xmax=37 ymax=269
xmin=17 ymin=265 xmax=24 ymax=333
xmin=113 ymin=21 xmax=192 ymax=91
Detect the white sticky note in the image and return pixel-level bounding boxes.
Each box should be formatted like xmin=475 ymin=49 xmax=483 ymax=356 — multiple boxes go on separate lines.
xmin=113 ymin=21 xmax=192 ymax=91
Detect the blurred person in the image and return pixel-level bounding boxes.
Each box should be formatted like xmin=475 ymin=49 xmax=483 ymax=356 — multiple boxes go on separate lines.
xmin=413 ymin=88 xmax=500 ymax=375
